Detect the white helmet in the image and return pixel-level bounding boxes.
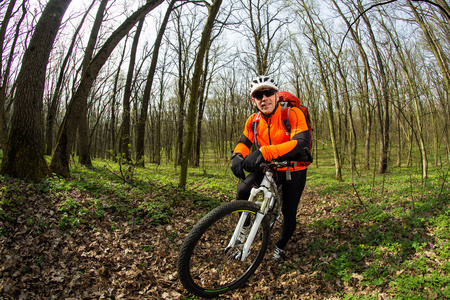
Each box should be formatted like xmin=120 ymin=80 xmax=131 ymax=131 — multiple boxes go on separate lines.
xmin=249 ymin=75 xmax=278 ymax=97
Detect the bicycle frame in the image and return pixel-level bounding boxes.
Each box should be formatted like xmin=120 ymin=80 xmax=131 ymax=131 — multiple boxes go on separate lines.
xmin=226 ymin=165 xmax=280 ymax=261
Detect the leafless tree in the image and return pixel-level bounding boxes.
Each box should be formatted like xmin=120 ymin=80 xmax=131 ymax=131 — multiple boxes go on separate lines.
xmin=136 ymin=0 xmax=177 ymax=166
xmin=237 ymin=0 xmax=289 ymax=75
xmin=179 ymin=0 xmax=223 ymax=187
xmin=293 ymin=0 xmax=342 ymax=181
xmin=1 ymin=0 xmax=72 ymax=182
xmin=50 ymin=0 xmax=165 ymax=177
xmin=120 ymin=18 xmax=144 ymax=162
xmin=0 ymin=0 xmax=27 ymax=151
xmin=77 ymin=0 xmax=109 ymax=167
xmin=45 ymin=0 xmax=96 ymax=156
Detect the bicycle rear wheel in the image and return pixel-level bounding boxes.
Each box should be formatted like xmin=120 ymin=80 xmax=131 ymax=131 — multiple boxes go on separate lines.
xmin=177 ymin=200 xmax=270 ymax=298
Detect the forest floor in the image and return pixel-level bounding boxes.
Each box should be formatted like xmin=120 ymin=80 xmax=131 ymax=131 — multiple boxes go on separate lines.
xmin=0 ymin=162 xmax=449 ymax=299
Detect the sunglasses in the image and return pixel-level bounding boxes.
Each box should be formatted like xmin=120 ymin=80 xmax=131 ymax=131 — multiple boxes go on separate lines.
xmin=253 ymin=89 xmax=277 ymax=100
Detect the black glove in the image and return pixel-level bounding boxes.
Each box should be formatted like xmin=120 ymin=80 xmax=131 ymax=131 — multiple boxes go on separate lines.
xmin=243 ymin=150 xmax=264 ymax=173
xmin=231 ymin=153 xmax=245 ymax=180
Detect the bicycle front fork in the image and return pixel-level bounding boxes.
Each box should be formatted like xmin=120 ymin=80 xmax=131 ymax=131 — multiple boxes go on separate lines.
xmin=226 ymin=210 xmax=265 ymax=261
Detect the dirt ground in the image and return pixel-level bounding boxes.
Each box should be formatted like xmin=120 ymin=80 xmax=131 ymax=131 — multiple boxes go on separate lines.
xmin=0 ymin=180 xmax=388 ymax=299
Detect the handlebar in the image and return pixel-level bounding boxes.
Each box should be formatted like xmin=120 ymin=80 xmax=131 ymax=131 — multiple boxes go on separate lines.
xmin=260 ymin=161 xmax=295 ymax=180
xmin=260 ymin=161 xmax=294 ymax=169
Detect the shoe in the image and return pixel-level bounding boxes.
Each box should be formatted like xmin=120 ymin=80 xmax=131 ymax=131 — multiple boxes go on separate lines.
xmin=237 ymin=225 xmax=250 ymax=244
xmin=273 ymin=246 xmax=285 ymax=262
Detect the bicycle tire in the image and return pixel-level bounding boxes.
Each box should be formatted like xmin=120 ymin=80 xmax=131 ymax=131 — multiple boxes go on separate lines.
xmin=177 ymin=200 xmax=270 ymax=298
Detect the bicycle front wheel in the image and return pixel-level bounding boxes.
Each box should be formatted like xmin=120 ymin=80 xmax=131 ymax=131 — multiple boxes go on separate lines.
xmin=177 ymin=200 xmax=270 ymax=298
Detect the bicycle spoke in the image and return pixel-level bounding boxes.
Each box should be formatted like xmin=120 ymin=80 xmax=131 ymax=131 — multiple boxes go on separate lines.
xmin=178 ymin=163 xmax=289 ymax=297
xmin=178 ymin=200 xmax=272 ymax=297
xmin=188 ymin=208 xmax=263 ymax=291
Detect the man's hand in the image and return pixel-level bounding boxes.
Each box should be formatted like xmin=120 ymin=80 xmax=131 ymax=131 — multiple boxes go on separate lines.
xmin=231 ymin=153 xmax=245 ymax=180
xmin=243 ymin=150 xmax=264 ymax=173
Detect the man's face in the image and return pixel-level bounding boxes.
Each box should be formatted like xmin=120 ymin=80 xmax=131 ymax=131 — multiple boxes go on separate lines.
xmin=252 ymin=89 xmax=278 ymax=115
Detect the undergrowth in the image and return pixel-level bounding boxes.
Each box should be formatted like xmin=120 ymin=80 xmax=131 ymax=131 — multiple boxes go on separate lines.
xmin=0 ymin=151 xmax=448 ymax=299
xmin=304 ymin=159 xmax=450 ymax=299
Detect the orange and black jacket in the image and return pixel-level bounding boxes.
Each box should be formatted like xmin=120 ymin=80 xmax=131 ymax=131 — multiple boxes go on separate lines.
xmin=233 ymin=103 xmax=311 ymax=171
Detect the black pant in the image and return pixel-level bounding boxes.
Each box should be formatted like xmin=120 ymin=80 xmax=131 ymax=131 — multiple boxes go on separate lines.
xmin=235 ymin=168 xmax=307 ymax=250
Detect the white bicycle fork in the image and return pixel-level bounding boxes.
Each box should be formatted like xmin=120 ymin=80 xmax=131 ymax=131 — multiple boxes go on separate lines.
xmin=226 ymin=172 xmax=274 ymax=261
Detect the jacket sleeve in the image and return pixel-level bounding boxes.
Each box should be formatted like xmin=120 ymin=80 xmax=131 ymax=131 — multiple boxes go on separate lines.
xmin=260 ymin=107 xmax=311 ymax=162
xmin=232 ymin=114 xmax=256 ymax=158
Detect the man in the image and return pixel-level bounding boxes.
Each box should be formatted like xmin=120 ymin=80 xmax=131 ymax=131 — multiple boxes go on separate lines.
xmin=231 ymin=75 xmax=311 ymax=261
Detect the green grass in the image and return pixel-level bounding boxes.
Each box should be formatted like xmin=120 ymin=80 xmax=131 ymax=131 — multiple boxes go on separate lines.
xmin=0 ymin=144 xmax=448 ymax=298
xmin=47 ymin=160 xmax=233 ymax=230
xmin=302 ymin=145 xmax=450 ymax=299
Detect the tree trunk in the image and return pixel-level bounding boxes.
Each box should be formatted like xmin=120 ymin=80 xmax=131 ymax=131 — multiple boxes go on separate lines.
xmin=337 ymin=61 xmax=357 ymax=170
xmin=179 ymin=0 xmax=223 ymax=188
xmin=195 ymin=52 xmax=212 ymax=167
xmin=109 ymin=41 xmax=128 ymax=160
xmin=393 ymin=78 xmax=402 ymax=168
xmin=332 ymin=0 xmax=372 ymax=170
xmin=136 ymin=0 xmax=175 ymax=166
xmin=379 ymin=16 xmax=427 ymax=176
xmin=174 ymin=8 xmax=189 ymax=167
xmin=299 ymin=2 xmax=341 ymax=180
xmin=46 ymin=0 xmax=95 ymax=156
xmin=155 ymin=60 xmax=168 ymax=165
xmin=50 ymin=0 xmax=164 ymax=177
xmin=120 ymin=19 xmax=144 ymax=162
xmin=1 ymin=0 xmax=72 ymax=182
xmin=426 ymin=87 xmax=440 ymax=166
xmin=408 ymin=0 xmax=450 ymax=167
xmin=356 ymin=0 xmax=390 ymax=174
xmin=78 ymin=0 xmax=108 ymax=166
xmin=0 ymin=0 xmax=19 ymax=151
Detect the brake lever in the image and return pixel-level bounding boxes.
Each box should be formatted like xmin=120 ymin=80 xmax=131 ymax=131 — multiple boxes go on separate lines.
xmin=286 ymin=166 xmax=291 ymax=181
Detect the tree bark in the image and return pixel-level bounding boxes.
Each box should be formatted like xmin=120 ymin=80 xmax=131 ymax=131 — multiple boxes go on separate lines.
xmin=155 ymin=53 xmax=169 ymax=165
xmin=194 ymin=52 xmax=211 ymax=167
xmin=1 ymin=0 xmax=72 ymax=182
xmin=109 ymin=41 xmax=128 ymax=160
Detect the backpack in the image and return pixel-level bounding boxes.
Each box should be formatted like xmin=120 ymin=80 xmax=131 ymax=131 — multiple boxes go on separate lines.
xmin=252 ymin=91 xmax=313 ymax=163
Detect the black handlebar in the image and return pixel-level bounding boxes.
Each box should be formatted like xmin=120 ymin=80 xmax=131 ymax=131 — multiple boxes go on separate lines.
xmin=261 ymin=161 xmax=294 ymax=169
xmin=260 ymin=161 xmax=295 ymax=180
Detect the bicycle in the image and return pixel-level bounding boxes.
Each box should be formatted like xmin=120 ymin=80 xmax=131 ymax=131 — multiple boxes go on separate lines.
xmin=177 ymin=161 xmax=292 ymax=298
